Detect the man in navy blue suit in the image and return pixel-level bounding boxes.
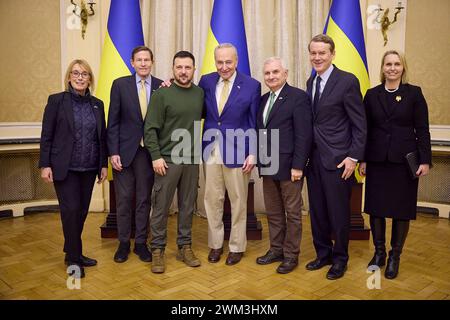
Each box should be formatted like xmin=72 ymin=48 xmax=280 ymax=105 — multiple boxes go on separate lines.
xmin=199 ymin=43 xmax=261 ymax=266
xmin=305 ymin=34 xmax=367 ymax=280
xmin=107 ymin=46 xmax=163 ymax=264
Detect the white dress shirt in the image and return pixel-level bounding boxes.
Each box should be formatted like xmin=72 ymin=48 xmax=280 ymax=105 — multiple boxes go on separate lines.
xmin=262 ymin=83 xmax=286 ymax=123
xmin=215 ymin=71 xmax=237 ymax=107
xmin=312 ymin=64 xmax=334 ymax=101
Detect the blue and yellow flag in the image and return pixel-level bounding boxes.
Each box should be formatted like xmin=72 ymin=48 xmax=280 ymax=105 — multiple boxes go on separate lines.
xmin=324 ymin=0 xmax=370 ymax=182
xmin=201 ymin=0 xmax=250 ymax=76
xmin=95 ymin=0 xmax=144 ymax=120
xmin=324 ymin=0 xmax=370 ymax=97
xmin=95 ymin=0 xmax=144 ymax=180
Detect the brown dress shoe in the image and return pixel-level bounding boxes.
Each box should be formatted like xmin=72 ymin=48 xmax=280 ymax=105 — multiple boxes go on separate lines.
xmin=208 ymin=248 xmax=223 ymax=263
xmin=276 ymin=257 xmax=298 ymax=274
xmin=225 ymin=252 xmax=243 ymax=265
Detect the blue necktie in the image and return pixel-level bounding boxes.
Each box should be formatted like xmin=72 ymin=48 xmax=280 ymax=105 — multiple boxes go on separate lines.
xmin=313 ymin=76 xmax=321 ymax=114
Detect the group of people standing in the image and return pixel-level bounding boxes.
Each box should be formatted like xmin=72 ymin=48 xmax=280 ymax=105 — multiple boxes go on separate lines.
xmin=39 ymin=34 xmax=431 ymax=281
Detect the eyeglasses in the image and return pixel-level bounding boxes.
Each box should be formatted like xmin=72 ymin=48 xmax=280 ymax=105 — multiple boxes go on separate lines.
xmin=71 ymin=71 xmax=90 ymax=79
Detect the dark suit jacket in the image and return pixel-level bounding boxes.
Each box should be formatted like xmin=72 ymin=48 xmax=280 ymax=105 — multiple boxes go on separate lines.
xmin=199 ymin=71 xmax=261 ymax=168
xmin=306 ymin=65 xmax=367 ymax=170
xmin=363 ymin=83 xmax=431 ymax=164
xmin=107 ymin=74 xmax=163 ymax=167
xmin=39 ymin=91 xmax=108 ymax=181
xmin=256 ymin=83 xmax=313 ymax=180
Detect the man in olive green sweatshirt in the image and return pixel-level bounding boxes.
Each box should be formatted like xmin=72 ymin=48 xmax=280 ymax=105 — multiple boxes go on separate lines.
xmin=144 ymin=51 xmax=204 ymax=274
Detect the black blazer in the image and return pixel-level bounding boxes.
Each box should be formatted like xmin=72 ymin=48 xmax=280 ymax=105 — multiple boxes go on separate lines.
xmin=256 ymin=83 xmax=313 ymax=180
xmin=363 ymin=83 xmax=432 ymax=165
xmin=306 ymin=65 xmax=367 ymax=170
xmin=107 ymin=74 xmax=163 ymax=167
xmin=39 ymin=91 xmax=108 ymax=181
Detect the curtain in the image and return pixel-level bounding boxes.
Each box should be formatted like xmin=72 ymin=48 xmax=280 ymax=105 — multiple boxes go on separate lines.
xmin=140 ymin=0 xmax=330 ymax=214
xmin=142 ymin=0 xmax=329 ymax=91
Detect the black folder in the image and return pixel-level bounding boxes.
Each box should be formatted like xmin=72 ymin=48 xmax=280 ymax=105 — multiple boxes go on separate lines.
xmin=405 ymin=151 xmax=420 ymax=179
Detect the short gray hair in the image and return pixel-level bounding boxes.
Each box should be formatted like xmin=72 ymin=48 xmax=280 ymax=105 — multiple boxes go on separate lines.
xmin=214 ymin=43 xmax=238 ymax=59
xmin=263 ymin=56 xmax=288 ymax=71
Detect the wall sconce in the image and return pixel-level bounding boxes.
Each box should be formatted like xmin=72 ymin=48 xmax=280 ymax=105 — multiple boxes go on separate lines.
xmin=70 ymin=0 xmax=96 ymax=39
xmin=375 ymin=2 xmax=405 ymax=46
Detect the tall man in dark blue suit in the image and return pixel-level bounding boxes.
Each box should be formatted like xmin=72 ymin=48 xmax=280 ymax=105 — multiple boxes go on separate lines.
xmin=305 ymin=34 xmax=367 ymax=280
xmin=107 ymin=46 xmax=163 ymax=263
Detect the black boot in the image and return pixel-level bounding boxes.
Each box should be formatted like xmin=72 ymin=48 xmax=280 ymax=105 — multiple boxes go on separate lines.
xmin=368 ymin=216 xmax=387 ymax=268
xmin=385 ymin=219 xmax=410 ymax=279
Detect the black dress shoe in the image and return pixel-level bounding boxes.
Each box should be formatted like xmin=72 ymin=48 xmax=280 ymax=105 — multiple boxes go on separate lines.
xmin=66 ymin=262 xmax=85 ymax=278
xmin=114 ymin=242 xmax=130 ymax=263
xmin=65 ymin=254 xmax=97 ymax=267
xmin=133 ymin=243 xmax=152 ymax=262
xmin=80 ymin=255 xmax=97 ymax=267
xmin=276 ymin=258 xmax=298 ymax=274
xmin=256 ymin=250 xmax=284 ymax=265
xmin=326 ymin=264 xmax=347 ymax=280
xmin=225 ymin=252 xmax=243 ymax=266
xmin=305 ymin=258 xmax=333 ymax=271
xmin=208 ymin=248 xmax=223 ymax=263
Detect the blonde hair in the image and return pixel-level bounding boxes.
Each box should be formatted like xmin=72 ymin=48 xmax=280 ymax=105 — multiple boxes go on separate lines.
xmin=380 ymin=50 xmax=409 ymax=84
xmin=64 ymin=59 xmax=95 ymax=92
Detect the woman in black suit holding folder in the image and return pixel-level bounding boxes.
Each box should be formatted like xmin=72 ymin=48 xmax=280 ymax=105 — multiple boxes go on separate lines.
xmin=359 ymin=50 xmax=431 ymax=279
xmin=39 ymin=59 xmax=108 ymax=278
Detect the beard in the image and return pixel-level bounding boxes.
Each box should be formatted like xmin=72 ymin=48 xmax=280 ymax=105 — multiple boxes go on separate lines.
xmin=174 ymin=74 xmax=193 ymax=86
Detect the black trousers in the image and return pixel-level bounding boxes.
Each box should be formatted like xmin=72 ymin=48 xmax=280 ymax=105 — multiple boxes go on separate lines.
xmin=113 ymin=146 xmax=154 ymax=244
xmin=53 ymin=170 xmax=97 ymax=262
xmin=307 ymin=149 xmax=354 ymax=265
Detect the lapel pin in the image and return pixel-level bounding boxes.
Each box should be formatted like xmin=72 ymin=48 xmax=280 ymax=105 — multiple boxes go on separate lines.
xmin=279 ymin=97 xmax=283 ymax=100
xmin=395 ymin=96 xmax=402 ymax=102
xmin=237 ymin=85 xmax=241 ymax=89
xmin=93 ymin=105 xmax=98 ymax=109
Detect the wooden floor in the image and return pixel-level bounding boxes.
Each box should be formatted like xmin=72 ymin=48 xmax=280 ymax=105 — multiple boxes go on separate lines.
xmin=0 ymin=211 xmax=449 ymax=300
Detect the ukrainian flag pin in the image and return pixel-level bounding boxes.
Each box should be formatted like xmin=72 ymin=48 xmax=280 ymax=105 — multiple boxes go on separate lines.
xmin=396 ymin=96 xmax=402 ymax=102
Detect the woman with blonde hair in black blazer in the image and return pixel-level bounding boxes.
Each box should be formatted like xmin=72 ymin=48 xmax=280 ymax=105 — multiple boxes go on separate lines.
xmin=359 ymin=50 xmax=431 ymax=279
xmin=39 ymin=59 xmax=108 ymax=278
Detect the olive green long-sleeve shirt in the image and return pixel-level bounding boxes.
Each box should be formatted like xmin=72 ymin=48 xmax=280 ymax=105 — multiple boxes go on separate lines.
xmin=144 ymin=82 xmax=204 ymax=164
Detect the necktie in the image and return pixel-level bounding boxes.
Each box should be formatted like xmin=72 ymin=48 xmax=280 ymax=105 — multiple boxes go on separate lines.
xmin=218 ymin=79 xmax=229 ymax=115
xmin=264 ymin=92 xmax=276 ymax=126
xmin=138 ymin=79 xmax=148 ymax=146
xmin=139 ymin=79 xmax=148 ymax=119
xmin=313 ymin=76 xmax=321 ymax=114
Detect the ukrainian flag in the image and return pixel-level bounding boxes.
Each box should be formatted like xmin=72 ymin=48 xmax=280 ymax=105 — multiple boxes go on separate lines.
xmin=95 ymin=0 xmax=144 ymax=120
xmin=95 ymin=0 xmax=144 ymax=180
xmin=324 ymin=0 xmax=370 ymax=97
xmin=201 ymin=0 xmax=250 ymax=76
xmin=323 ymin=0 xmax=370 ymax=182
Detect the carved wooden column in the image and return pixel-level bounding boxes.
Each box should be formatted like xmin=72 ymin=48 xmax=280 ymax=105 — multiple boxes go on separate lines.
xmin=222 ymin=179 xmax=263 ymax=240
xmin=100 ymin=181 xmax=136 ymax=238
xmin=349 ymin=182 xmax=370 ymax=240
